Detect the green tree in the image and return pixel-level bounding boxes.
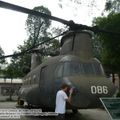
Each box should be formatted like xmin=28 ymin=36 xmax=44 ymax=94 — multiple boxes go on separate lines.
xmin=91 ymin=34 xmax=103 ymax=60
xmin=15 ymin=6 xmax=52 ymax=75
xmin=4 ymin=56 xmax=26 ymax=78
xmin=6 ymin=6 xmax=60 ymax=77
xmin=0 ymin=46 xmax=6 ymax=77
xmin=0 ymin=46 xmax=5 ymax=64
xmin=26 ymin=6 xmax=51 ymax=46
xmin=92 ymin=13 xmax=120 ymax=86
xmin=105 ymin=0 xmax=120 ymax=13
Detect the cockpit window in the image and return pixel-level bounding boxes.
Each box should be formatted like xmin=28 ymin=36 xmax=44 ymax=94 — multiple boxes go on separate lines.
xmin=63 ymin=62 xmax=103 ymax=76
xmin=93 ymin=62 xmax=102 ymax=75
xmin=83 ymin=63 xmax=94 ymax=74
xmin=55 ymin=64 xmax=64 ymax=78
xmin=64 ymin=62 xmax=84 ymax=76
xmin=55 ymin=62 xmax=103 ymax=78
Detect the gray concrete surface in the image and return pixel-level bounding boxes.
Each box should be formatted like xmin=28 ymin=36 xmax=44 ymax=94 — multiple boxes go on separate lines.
xmin=0 ymin=102 xmax=111 ymax=120
xmin=0 ymin=96 xmax=17 ymax=101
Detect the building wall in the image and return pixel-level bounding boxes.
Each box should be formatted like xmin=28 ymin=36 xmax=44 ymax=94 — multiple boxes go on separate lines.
xmin=0 ymin=78 xmax=22 ymax=96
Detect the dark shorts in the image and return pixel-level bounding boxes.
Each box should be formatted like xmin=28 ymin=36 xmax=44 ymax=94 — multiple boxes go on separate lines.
xmin=56 ymin=114 xmax=65 ymax=120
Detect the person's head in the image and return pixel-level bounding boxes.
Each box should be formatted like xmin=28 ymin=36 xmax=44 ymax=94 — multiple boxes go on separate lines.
xmin=61 ymin=83 xmax=70 ymax=92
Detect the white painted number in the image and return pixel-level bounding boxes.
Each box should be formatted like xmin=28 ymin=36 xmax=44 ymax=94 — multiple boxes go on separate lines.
xmin=91 ymin=86 xmax=108 ymax=94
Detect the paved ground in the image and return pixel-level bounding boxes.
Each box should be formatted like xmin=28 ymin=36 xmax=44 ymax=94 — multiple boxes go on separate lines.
xmin=0 ymin=102 xmax=111 ymax=120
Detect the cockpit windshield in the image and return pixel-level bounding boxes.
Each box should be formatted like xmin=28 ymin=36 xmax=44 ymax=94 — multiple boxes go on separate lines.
xmin=55 ymin=61 xmax=104 ymax=78
xmin=63 ymin=62 xmax=103 ymax=76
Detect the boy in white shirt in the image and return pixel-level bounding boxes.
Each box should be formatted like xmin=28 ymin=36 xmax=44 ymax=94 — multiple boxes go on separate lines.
xmin=55 ymin=83 xmax=73 ymax=120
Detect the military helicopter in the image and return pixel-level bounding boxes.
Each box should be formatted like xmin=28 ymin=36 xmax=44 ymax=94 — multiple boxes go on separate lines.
xmin=0 ymin=1 xmax=117 ymax=113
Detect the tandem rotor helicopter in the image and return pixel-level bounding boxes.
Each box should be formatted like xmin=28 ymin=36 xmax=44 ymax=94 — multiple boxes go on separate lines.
xmin=0 ymin=1 xmax=118 ymax=113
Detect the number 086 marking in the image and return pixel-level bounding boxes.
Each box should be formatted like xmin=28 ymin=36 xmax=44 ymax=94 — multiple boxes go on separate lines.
xmin=91 ymin=86 xmax=108 ymax=94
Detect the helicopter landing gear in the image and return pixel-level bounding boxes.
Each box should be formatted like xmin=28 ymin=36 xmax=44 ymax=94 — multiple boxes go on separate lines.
xmin=72 ymin=109 xmax=78 ymax=114
xmin=27 ymin=103 xmax=33 ymax=108
xmin=17 ymin=97 xmax=24 ymax=107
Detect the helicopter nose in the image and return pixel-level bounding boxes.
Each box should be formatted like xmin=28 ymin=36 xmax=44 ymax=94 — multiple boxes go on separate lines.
xmin=62 ymin=77 xmax=79 ymax=95
xmin=63 ymin=77 xmax=91 ymax=108
xmin=70 ymin=87 xmax=91 ymax=108
xmin=63 ymin=76 xmax=116 ymax=108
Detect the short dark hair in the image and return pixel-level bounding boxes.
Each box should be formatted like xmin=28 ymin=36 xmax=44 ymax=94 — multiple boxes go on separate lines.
xmin=61 ymin=83 xmax=69 ymax=89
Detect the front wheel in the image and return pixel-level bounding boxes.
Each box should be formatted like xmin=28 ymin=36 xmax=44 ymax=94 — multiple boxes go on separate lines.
xmin=17 ymin=98 xmax=24 ymax=106
xmin=72 ymin=109 xmax=78 ymax=114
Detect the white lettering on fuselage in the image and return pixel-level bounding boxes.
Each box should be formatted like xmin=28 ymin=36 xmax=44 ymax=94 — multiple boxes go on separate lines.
xmin=91 ymin=86 xmax=108 ymax=94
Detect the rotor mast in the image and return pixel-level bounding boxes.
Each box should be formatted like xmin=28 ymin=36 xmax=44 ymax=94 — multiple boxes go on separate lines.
xmin=60 ymin=31 xmax=93 ymax=60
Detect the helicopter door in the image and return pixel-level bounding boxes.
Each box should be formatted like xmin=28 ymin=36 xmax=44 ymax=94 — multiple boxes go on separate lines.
xmin=54 ymin=63 xmax=64 ymax=92
xmin=40 ymin=66 xmax=47 ymax=86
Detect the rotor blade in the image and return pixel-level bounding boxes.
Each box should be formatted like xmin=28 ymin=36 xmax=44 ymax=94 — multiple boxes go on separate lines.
xmin=0 ymin=0 xmax=69 ymax=25
xmin=0 ymin=1 xmax=120 ymax=35
xmin=0 ymin=52 xmax=23 ymax=59
xmin=0 ymin=31 xmax=67 ymax=59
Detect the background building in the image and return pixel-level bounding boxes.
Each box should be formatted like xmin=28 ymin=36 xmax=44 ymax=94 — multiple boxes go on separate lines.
xmin=0 ymin=78 xmax=22 ymax=100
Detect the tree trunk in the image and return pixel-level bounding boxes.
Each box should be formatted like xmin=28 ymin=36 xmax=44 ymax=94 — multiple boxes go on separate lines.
xmin=4 ymin=77 xmax=6 ymax=83
xmin=9 ymin=78 xmax=13 ymax=101
xmin=118 ymin=73 xmax=120 ymax=93
xmin=112 ymin=73 xmax=115 ymax=84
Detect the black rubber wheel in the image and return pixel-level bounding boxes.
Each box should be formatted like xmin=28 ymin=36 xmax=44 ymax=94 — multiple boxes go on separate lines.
xmin=19 ymin=100 xmax=24 ymax=106
xmin=72 ymin=109 xmax=78 ymax=114
xmin=26 ymin=103 xmax=33 ymax=108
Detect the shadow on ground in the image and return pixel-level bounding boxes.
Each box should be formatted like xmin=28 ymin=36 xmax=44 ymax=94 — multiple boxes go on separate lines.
xmin=20 ymin=113 xmax=87 ymax=120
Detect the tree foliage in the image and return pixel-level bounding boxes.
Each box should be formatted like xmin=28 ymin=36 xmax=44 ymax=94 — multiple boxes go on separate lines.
xmin=0 ymin=46 xmax=5 ymax=64
xmin=92 ymin=13 xmax=120 ymax=74
xmin=4 ymin=6 xmax=62 ymax=78
xmin=0 ymin=46 xmax=6 ymax=77
xmin=26 ymin=6 xmax=51 ymax=46
xmin=105 ymin=0 xmax=120 ymax=13
xmin=91 ymin=34 xmax=103 ymax=60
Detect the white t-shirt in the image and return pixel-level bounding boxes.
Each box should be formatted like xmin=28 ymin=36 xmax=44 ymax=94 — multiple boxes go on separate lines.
xmin=55 ymin=90 xmax=68 ymax=114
